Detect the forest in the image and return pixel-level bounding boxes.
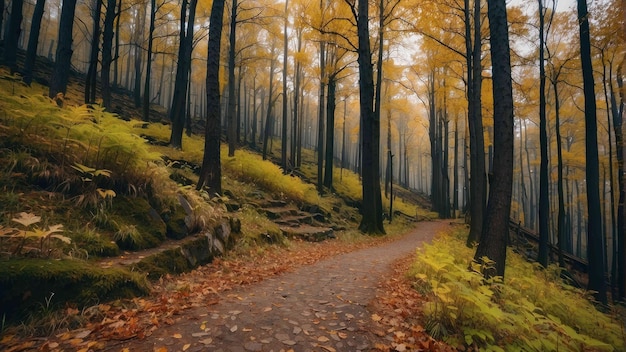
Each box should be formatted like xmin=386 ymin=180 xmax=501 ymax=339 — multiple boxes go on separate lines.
xmin=0 ymin=0 xmax=625 ymax=350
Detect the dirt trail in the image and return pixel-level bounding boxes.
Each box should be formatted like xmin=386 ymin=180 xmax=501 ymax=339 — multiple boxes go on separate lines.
xmin=110 ymin=221 xmax=449 ymax=352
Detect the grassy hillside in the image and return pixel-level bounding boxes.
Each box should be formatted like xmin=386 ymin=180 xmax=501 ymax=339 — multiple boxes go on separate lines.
xmin=0 ymin=67 xmax=430 ymax=329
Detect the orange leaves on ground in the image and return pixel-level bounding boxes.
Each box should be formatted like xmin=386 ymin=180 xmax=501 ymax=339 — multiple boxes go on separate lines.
xmin=369 ymin=255 xmax=455 ymax=352
xmin=0 ymin=236 xmax=390 ymax=351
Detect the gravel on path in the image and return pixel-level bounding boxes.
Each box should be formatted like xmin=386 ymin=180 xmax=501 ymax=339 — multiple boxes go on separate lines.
xmin=112 ymin=221 xmax=449 ymax=352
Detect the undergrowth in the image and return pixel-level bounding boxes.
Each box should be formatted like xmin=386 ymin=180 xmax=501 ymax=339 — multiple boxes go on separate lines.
xmin=409 ymin=226 xmax=626 ymax=351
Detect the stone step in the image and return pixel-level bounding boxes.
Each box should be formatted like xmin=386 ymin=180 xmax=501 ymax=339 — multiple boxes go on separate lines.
xmin=279 ymin=225 xmax=335 ymax=242
xmin=98 ymin=219 xmax=238 ymax=280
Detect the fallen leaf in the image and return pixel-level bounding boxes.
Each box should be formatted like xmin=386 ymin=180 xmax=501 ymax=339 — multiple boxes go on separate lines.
xmin=173 ymin=333 xmax=182 ymax=339
xmin=320 ymin=346 xmax=336 ymax=352
xmin=200 ymin=321 xmax=207 ymax=330
xmin=317 ymin=336 xmax=329 ymax=342
xmin=182 ymin=343 xmax=191 ymax=351
xmin=74 ymin=329 xmax=92 ymax=339
xmin=372 ymin=314 xmax=382 ymax=322
xmin=199 ymin=338 xmax=213 ymax=345
xmin=395 ymin=343 xmax=407 ymax=352
xmin=263 ymin=307 xmax=272 ymax=312
xmin=154 ymin=347 xmax=168 ymax=352
xmin=230 ymin=325 xmax=238 ymax=332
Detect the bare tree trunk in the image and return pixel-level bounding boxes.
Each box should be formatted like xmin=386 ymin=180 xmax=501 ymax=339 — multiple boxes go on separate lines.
xmin=101 ymin=0 xmax=116 ymax=109
xmin=85 ymin=0 xmax=102 ymax=104
xmin=197 ymin=0 xmax=225 ymax=194
xmin=262 ymin=41 xmax=277 ymax=160
xmin=537 ymin=0 xmax=550 ymax=267
xmin=357 ymin=0 xmax=384 ymax=234
xmin=23 ymin=0 xmax=46 ymax=85
xmin=49 ymin=0 xmax=77 ymax=102
xmin=577 ymin=0 xmax=607 ymax=305
xmin=474 ymin=0 xmax=514 ymax=279
xmin=3 ymin=0 xmax=23 ymax=72
xmin=281 ymin=0 xmax=289 ymax=170
xmin=142 ymin=0 xmax=157 ymax=121
xmin=227 ymin=0 xmax=238 ymax=156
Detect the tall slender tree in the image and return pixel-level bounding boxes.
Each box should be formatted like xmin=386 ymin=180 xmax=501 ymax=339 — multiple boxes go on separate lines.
xmin=537 ymin=0 xmax=550 ymax=267
xmin=197 ymin=0 xmax=226 ymax=194
xmin=85 ymin=0 xmax=103 ymax=104
xmin=354 ymin=0 xmax=385 ymax=234
xmin=577 ymin=0 xmax=607 ymax=305
xmin=142 ymin=0 xmax=158 ymax=122
xmin=101 ymin=0 xmax=117 ymax=109
xmin=473 ymin=0 xmax=514 ymax=278
xmin=169 ymin=0 xmax=199 ymax=149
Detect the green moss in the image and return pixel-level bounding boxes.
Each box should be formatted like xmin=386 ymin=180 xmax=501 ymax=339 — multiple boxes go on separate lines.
xmin=0 ymin=258 xmax=149 ymax=323
xmin=164 ymin=205 xmax=188 ymax=240
xmin=69 ymin=229 xmax=119 ymax=257
xmin=109 ymin=196 xmax=166 ymax=250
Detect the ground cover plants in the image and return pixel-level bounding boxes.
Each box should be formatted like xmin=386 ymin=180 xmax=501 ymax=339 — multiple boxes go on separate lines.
xmin=409 ymin=226 xmax=626 ymax=351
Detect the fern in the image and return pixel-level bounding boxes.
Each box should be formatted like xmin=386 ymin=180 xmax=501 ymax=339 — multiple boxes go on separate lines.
xmin=408 ymin=227 xmax=625 ymax=351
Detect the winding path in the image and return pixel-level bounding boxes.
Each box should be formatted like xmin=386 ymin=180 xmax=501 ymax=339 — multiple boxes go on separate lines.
xmin=112 ymin=221 xmax=448 ymax=352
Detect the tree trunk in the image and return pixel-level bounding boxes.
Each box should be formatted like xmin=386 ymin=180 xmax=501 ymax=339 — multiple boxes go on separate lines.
xmin=133 ymin=5 xmax=146 ymax=108
xmin=3 ymin=0 xmax=23 ymax=72
xmin=169 ymin=0 xmax=198 ymax=149
xmin=537 ymin=0 xmax=550 ymax=268
xmin=466 ymin=0 xmax=486 ymax=246
xmin=613 ymin=60 xmax=625 ymax=301
xmin=85 ymin=0 xmax=102 ymax=104
xmin=227 ymin=0 xmax=238 ymax=156
xmin=197 ymin=0 xmax=225 ymax=194
xmin=113 ymin=0 xmax=121 ymax=88
xmin=49 ymin=0 xmax=78 ymax=102
xmin=577 ymin=0 xmax=607 ymax=305
xmin=474 ymin=0 xmax=514 ymax=279
xmin=281 ymin=0 xmax=289 ymax=170
xmin=262 ymin=41 xmax=277 ymax=160
xmin=23 ymin=0 xmax=46 ymax=85
xmin=142 ymin=0 xmax=156 ymax=121
xmin=357 ymin=0 xmax=384 ymax=234
xmin=317 ymin=39 xmax=326 ymax=193
xmin=323 ymin=74 xmax=336 ymax=189
xmin=101 ymin=0 xmax=116 ymax=109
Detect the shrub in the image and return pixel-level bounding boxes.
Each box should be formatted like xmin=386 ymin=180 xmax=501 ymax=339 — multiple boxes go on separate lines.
xmin=409 ymin=227 xmax=625 ymax=351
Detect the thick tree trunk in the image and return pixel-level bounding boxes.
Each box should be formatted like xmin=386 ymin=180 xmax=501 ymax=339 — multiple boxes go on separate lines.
xmin=169 ymin=0 xmax=198 ymax=149
xmin=474 ymin=0 xmax=514 ymax=279
xmin=577 ymin=0 xmax=607 ymax=305
xmin=49 ymin=0 xmax=78 ymax=102
xmin=23 ymin=0 xmax=46 ymax=85
xmin=197 ymin=0 xmax=225 ymax=194
xmin=357 ymin=0 xmax=384 ymax=234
